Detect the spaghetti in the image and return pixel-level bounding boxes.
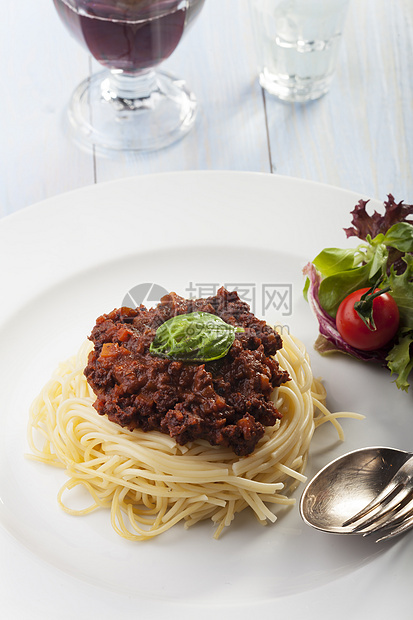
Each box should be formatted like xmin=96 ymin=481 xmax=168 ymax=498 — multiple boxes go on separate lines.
xmin=27 ymin=330 xmax=362 ymax=540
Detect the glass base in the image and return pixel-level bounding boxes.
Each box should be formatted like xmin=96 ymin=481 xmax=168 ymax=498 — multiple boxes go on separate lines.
xmin=259 ymin=68 xmax=334 ymax=103
xmin=68 ymin=69 xmax=198 ymax=152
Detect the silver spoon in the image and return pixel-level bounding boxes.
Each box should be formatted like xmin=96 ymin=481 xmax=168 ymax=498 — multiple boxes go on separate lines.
xmin=299 ymin=446 xmax=413 ymax=539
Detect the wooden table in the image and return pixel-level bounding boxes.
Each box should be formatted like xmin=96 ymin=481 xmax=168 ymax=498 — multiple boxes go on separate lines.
xmin=2 ymin=0 xmax=412 ymax=218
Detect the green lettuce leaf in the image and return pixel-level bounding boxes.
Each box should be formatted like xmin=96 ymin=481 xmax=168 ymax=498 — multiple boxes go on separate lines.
xmin=383 ymin=254 xmax=413 ymax=329
xmin=386 ymin=329 xmax=413 ymax=392
xmin=367 ymin=241 xmax=388 ymax=278
xmin=312 ymin=247 xmax=360 ymax=277
xmin=318 ymin=262 xmax=372 ymax=317
xmin=382 ymin=222 xmax=413 ymax=253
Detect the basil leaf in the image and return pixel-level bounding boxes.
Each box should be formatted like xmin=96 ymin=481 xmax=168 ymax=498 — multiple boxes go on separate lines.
xmin=313 ymin=247 xmax=359 ymax=277
xmin=382 ymin=222 xmax=413 ymax=253
xmin=149 ymin=312 xmax=244 ymax=362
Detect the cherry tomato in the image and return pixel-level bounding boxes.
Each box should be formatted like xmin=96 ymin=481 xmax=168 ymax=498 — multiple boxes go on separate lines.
xmin=336 ymin=288 xmax=399 ymax=351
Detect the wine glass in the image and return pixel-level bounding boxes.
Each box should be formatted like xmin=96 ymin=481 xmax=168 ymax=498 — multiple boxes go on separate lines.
xmin=53 ymin=0 xmax=206 ymax=151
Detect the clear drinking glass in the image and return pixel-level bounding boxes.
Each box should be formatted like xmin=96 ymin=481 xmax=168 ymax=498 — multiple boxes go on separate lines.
xmin=53 ymin=0 xmax=206 ymax=151
xmin=251 ymin=0 xmax=350 ymax=103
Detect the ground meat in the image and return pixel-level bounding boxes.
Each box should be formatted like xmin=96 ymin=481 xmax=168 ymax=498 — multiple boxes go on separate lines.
xmin=84 ymin=287 xmax=289 ymax=456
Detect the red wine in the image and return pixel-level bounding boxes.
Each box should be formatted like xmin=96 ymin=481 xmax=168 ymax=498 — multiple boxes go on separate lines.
xmin=53 ymin=0 xmax=204 ymax=73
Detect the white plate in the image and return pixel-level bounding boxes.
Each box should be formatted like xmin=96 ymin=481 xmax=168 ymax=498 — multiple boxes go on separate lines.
xmin=0 ymin=172 xmax=411 ymax=619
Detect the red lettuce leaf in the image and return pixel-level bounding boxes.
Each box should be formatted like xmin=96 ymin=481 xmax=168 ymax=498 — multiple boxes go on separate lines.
xmin=344 ymin=194 xmax=413 ymax=241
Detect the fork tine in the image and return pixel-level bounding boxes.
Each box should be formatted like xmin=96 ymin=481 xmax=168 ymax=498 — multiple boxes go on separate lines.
xmin=342 ymin=482 xmax=402 ymax=527
xmin=376 ymin=512 xmax=413 ymax=542
xmin=351 ymin=486 xmax=413 ymax=532
xmin=343 ymin=454 xmax=413 ymax=528
xmin=363 ymin=494 xmax=413 ymax=536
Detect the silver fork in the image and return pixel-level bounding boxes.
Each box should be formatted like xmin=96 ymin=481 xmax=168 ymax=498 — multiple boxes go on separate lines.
xmin=376 ymin=511 xmax=413 ymax=542
xmin=342 ymin=454 xmax=413 ymax=539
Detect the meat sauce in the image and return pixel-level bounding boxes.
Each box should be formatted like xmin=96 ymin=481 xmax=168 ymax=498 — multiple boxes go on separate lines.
xmin=84 ymin=287 xmax=289 ymax=456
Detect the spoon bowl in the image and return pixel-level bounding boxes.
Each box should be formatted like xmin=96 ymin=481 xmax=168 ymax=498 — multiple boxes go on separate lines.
xmin=299 ymin=446 xmax=412 ymax=535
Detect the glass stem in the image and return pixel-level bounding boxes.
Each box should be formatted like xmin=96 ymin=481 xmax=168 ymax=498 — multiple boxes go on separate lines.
xmin=101 ymin=70 xmax=158 ymax=103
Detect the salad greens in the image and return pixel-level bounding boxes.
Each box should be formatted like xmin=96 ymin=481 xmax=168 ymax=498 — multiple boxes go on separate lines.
xmin=304 ymin=195 xmax=413 ymax=392
xmin=149 ymin=311 xmax=244 ymax=362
